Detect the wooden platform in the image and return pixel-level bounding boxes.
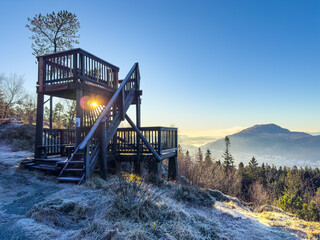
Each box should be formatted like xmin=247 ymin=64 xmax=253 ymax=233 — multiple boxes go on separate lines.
xmin=32 ymin=49 xmax=179 ymax=184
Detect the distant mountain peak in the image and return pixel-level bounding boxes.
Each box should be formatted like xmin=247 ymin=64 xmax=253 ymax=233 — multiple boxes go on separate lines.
xmin=237 ymin=124 xmax=291 ymax=135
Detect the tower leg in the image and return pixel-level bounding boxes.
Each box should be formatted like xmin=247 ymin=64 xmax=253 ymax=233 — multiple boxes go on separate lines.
xmin=35 ymin=92 xmax=44 ymax=158
xmin=168 ymin=155 xmax=178 ymax=181
xmin=149 ymin=158 xmax=162 ymax=178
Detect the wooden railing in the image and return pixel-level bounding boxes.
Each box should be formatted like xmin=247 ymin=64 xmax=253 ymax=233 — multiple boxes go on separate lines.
xmin=38 ymin=48 xmax=119 ymax=89
xmin=40 ymin=129 xmax=75 ymax=156
xmin=114 ymin=127 xmax=177 ymax=155
xmin=39 ymin=126 xmax=177 ymax=157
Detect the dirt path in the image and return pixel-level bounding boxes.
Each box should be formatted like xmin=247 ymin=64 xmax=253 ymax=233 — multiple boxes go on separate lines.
xmin=0 ymin=145 xmax=61 ymax=240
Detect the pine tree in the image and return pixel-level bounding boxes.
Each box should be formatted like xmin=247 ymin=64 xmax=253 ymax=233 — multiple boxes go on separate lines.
xmin=248 ymin=157 xmax=259 ymax=180
xmin=197 ymin=147 xmax=203 ymax=163
xmin=222 ymin=136 xmax=234 ymax=171
xmin=249 ymin=157 xmax=258 ymax=169
xmin=204 ymin=149 xmax=213 ymax=166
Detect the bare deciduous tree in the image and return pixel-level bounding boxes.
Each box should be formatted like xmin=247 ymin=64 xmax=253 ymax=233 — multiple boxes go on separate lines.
xmin=1 ymin=74 xmax=26 ymax=119
xmin=249 ymin=181 xmax=269 ymax=208
xmin=15 ymin=93 xmax=37 ymax=124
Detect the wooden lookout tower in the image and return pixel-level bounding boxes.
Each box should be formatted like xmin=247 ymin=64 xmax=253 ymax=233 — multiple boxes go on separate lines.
xmin=24 ymin=49 xmax=178 ymax=184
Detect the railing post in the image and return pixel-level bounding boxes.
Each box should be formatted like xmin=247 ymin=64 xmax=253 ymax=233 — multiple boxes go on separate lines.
xmin=80 ymin=53 xmax=85 ymax=83
xmin=175 ymin=129 xmax=178 ymax=148
xmin=73 ymin=52 xmax=78 ymax=82
xmin=60 ymin=130 xmax=64 ymax=156
xmin=114 ymin=71 xmax=118 ymax=88
xmin=158 ymin=128 xmax=162 ymax=156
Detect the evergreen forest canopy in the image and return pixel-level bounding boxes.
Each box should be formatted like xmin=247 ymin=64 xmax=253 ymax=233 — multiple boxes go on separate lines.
xmin=178 ymin=137 xmax=320 ymax=222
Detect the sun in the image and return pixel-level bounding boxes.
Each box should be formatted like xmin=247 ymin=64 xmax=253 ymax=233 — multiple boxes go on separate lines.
xmin=91 ymin=101 xmax=98 ymax=108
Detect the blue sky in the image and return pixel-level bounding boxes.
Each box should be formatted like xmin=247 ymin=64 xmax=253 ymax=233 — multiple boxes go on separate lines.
xmin=0 ymin=0 xmax=319 ymax=145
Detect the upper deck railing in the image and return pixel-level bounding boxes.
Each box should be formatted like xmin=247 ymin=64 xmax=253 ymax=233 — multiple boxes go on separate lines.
xmin=37 ymin=48 xmax=119 ymax=89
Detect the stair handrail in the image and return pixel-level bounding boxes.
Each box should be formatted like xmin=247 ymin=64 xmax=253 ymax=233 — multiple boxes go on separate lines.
xmin=79 ymin=62 xmax=139 ymax=150
xmin=58 ymin=63 xmax=139 ymax=178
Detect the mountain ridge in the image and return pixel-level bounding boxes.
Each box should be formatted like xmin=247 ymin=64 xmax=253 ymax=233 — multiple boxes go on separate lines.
xmin=201 ymin=124 xmax=320 ymax=167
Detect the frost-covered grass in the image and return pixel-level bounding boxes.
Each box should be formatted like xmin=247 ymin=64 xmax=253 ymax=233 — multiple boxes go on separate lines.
xmin=0 ymin=144 xmax=317 ymax=240
xmin=218 ymin=201 xmax=320 ymax=239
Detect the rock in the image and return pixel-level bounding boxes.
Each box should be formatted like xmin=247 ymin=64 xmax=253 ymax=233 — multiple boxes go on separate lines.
xmin=207 ymin=189 xmax=243 ymax=207
xmin=207 ymin=190 xmax=229 ymax=202
xmin=258 ymin=205 xmax=291 ymax=215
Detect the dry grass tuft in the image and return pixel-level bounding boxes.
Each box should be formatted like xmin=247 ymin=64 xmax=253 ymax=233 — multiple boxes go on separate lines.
xmin=27 ymin=198 xmax=92 ymax=229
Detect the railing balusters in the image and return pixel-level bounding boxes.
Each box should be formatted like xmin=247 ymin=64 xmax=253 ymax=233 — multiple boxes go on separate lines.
xmin=40 ymin=49 xmax=119 ymax=88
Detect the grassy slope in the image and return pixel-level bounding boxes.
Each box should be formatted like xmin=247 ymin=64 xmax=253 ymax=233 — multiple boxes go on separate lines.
xmin=0 ymin=145 xmax=319 ymax=240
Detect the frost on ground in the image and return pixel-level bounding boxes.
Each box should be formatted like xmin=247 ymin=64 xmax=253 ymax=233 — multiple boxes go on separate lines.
xmin=0 ymin=144 xmax=319 ymax=240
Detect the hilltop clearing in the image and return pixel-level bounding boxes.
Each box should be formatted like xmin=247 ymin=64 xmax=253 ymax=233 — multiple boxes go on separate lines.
xmin=0 ymin=144 xmax=319 ymax=240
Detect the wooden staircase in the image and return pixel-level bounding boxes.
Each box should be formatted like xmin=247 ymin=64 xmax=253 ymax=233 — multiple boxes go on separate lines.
xmin=58 ymin=63 xmax=140 ymax=184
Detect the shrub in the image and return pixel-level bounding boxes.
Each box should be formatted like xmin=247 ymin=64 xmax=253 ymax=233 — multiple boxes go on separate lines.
xmin=0 ymin=124 xmax=35 ymax=151
xmin=278 ymin=194 xmax=320 ymax=221
xmin=107 ymin=173 xmax=168 ymax=222
xmin=27 ymin=198 xmax=91 ymax=228
xmin=277 ymin=194 xmax=303 ymax=214
xmin=307 ymin=201 xmax=320 ymax=222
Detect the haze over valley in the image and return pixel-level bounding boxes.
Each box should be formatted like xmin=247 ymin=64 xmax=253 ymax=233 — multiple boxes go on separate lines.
xmin=180 ymin=124 xmax=320 ymax=168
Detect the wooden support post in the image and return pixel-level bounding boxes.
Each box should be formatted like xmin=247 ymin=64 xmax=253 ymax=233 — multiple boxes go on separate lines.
xmin=75 ymin=89 xmax=83 ymax=147
xmin=35 ymin=56 xmax=45 ymax=158
xmin=115 ymin=157 xmax=121 ymax=173
xmin=85 ymin=144 xmax=90 ymax=181
xmin=49 ymin=96 xmax=53 ymax=129
xmin=100 ymin=122 xmax=108 ymax=179
xmin=168 ymin=155 xmax=178 ymax=181
xmin=35 ymin=92 xmax=44 ymax=158
xmin=112 ymin=132 xmax=120 ymax=174
xmin=134 ymin=90 xmax=141 ymax=175
xmin=149 ymin=157 xmax=161 ymax=177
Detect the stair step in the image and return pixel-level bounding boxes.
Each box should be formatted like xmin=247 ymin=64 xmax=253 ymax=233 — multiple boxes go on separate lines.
xmin=64 ymin=168 xmax=84 ymax=172
xmin=69 ymin=161 xmax=84 ymax=164
xmin=31 ymin=164 xmax=57 ymax=171
xmin=58 ymin=176 xmax=81 ymax=182
xmin=24 ymin=162 xmax=36 ymax=166
xmin=75 ymin=152 xmax=84 ymax=155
